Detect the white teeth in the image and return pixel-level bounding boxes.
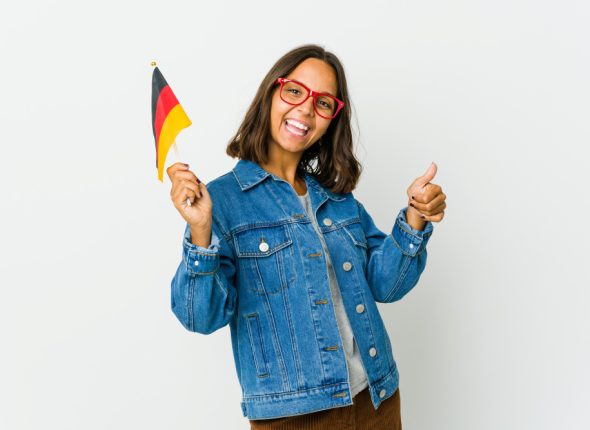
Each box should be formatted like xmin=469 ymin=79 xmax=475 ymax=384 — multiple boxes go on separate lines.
xmin=286 ymin=119 xmax=309 ymax=131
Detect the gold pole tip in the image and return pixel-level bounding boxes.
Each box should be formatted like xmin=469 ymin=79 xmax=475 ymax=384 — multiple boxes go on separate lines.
xmin=151 ymin=61 xmax=157 ymax=67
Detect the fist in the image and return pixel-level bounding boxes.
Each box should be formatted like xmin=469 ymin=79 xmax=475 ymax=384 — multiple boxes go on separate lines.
xmin=167 ymin=162 xmax=213 ymax=229
xmin=406 ymin=162 xmax=446 ymax=223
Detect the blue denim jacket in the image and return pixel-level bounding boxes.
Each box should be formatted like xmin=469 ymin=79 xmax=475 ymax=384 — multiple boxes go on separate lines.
xmin=170 ymin=159 xmax=434 ymax=420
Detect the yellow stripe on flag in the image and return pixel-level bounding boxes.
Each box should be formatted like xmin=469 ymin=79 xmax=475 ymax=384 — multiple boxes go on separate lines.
xmin=157 ymin=104 xmax=192 ymax=182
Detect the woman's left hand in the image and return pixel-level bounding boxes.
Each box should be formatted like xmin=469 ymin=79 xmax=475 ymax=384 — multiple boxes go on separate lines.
xmin=406 ymin=162 xmax=446 ymax=224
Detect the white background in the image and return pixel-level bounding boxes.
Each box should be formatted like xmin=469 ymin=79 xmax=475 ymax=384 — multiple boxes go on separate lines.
xmin=1 ymin=0 xmax=589 ymax=429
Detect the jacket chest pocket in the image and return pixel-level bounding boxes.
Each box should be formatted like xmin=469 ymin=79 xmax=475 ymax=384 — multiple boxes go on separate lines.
xmin=342 ymin=222 xmax=369 ymax=269
xmin=234 ymin=224 xmax=296 ymax=295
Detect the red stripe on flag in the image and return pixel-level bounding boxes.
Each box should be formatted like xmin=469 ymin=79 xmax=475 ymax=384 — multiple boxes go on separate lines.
xmin=154 ymin=85 xmax=180 ymax=146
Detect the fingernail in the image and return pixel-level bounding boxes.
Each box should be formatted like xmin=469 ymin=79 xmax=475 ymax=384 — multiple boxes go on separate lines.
xmin=196 ymin=177 xmax=201 ymax=184
xmin=410 ymin=203 xmax=415 ymax=208
xmin=411 ymin=196 xmax=415 ymax=200
xmin=183 ymin=163 xmax=189 ymax=168
xmin=420 ymin=214 xmax=426 ymax=219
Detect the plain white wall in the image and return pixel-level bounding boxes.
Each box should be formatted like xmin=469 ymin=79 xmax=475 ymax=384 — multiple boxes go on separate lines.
xmin=1 ymin=0 xmax=588 ymax=428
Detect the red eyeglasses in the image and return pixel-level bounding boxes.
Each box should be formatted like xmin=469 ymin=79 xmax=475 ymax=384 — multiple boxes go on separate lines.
xmin=275 ymin=78 xmax=344 ymax=119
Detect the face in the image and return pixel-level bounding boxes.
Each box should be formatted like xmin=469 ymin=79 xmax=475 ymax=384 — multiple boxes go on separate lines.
xmin=268 ymin=58 xmax=338 ymax=157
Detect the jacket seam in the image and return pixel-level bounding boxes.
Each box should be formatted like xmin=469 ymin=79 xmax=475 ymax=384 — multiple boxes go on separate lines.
xmin=187 ymin=276 xmax=195 ymax=331
xmin=261 ymin=288 xmax=291 ymax=391
xmin=397 ymin=222 xmax=432 ymax=240
xmin=280 ymin=280 xmax=305 ymax=389
xmin=371 ymin=365 xmax=398 ymax=388
xmin=389 ymin=231 xmax=415 ymax=257
xmin=213 ymin=271 xmax=228 ymax=296
xmin=242 ymin=366 xmax=398 ymax=402
xmin=384 ymin=250 xmax=412 ymax=302
xmin=242 ymin=381 xmax=351 ymax=400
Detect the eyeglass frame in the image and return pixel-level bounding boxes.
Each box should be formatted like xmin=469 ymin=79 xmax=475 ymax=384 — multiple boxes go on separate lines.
xmin=274 ymin=77 xmax=345 ymax=119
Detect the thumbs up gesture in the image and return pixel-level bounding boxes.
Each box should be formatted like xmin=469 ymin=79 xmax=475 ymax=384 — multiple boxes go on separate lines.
xmin=406 ymin=162 xmax=446 ymax=226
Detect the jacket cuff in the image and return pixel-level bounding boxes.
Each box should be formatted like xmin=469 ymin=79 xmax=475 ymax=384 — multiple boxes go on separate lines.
xmin=182 ymin=227 xmax=221 ymax=275
xmin=391 ymin=207 xmax=434 ymax=257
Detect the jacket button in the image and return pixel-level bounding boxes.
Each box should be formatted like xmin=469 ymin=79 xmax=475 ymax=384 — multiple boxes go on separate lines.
xmin=356 ymin=304 xmax=365 ymax=313
xmin=323 ymin=218 xmax=333 ymax=226
xmin=342 ymin=262 xmax=352 ymax=271
xmin=409 ymin=243 xmax=414 ymax=249
xmin=369 ymin=347 xmax=377 ymax=357
xmin=379 ymin=389 xmax=386 ymax=398
xmin=194 ymin=261 xmax=199 ymax=266
xmin=259 ymin=242 xmax=269 ymax=252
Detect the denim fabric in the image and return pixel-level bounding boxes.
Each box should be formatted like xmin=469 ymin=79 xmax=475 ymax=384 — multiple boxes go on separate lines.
xmin=297 ymin=190 xmax=369 ymax=399
xmin=249 ymin=386 xmax=402 ymax=429
xmin=170 ymin=159 xmax=433 ymax=420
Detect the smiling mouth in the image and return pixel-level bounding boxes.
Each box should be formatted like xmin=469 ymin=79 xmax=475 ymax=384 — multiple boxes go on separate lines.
xmin=284 ymin=120 xmax=309 ymax=137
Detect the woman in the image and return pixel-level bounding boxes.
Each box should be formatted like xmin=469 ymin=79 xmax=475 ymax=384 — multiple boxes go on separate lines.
xmin=167 ymin=44 xmax=446 ymax=429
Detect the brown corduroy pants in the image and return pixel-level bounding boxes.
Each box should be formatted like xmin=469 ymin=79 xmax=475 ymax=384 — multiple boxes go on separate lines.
xmin=249 ymin=386 xmax=402 ymax=430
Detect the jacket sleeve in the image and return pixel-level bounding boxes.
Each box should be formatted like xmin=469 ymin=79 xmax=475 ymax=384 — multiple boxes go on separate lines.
xmin=356 ymin=200 xmax=434 ymax=303
xmin=170 ymin=217 xmax=238 ymax=334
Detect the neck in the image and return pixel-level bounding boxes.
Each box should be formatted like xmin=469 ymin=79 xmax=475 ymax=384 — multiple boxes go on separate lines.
xmin=260 ymin=143 xmax=307 ymax=195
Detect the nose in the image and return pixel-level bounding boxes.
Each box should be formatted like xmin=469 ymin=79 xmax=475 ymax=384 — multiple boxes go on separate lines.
xmin=296 ymin=94 xmax=315 ymax=117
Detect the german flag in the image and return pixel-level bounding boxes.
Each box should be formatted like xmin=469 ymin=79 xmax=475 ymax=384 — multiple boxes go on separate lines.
xmin=152 ymin=66 xmax=192 ymax=182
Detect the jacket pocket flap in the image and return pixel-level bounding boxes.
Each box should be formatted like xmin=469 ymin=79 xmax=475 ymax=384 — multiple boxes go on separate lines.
xmin=234 ymin=224 xmax=293 ymax=257
xmin=343 ymin=222 xmax=368 ymax=248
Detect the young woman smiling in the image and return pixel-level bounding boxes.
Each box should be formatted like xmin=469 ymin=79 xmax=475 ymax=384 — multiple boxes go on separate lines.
xmin=167 ymin=44 xmax=446 ymax=429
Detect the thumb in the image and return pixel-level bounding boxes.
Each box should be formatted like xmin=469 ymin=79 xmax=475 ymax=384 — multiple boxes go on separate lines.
xmin=417 ymin=162 xmax=437 ymax=186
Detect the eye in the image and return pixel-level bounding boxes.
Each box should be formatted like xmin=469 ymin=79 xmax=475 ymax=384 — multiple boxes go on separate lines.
xmin=317 ymin=97 xmax=334 ymax=110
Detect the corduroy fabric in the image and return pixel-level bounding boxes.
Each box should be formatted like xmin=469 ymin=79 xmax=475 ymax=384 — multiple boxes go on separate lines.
xmin=249 ymin=386 xmax=401 ymax=429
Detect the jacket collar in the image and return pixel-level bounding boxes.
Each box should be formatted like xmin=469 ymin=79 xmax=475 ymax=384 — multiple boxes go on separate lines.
xmin=232 ymin=159 xmax=345 ymax=201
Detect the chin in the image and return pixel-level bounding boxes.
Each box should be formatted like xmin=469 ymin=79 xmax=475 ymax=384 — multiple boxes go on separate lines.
xmin=274 ymin=139 xmax=308 ymax=154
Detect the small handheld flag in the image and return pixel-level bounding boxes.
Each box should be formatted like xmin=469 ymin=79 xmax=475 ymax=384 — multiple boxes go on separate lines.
xmin=151 ymin=63 xmax=192 ymax=182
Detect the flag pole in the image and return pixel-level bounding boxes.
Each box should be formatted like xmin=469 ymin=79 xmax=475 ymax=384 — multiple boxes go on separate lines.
xmin=170 ymin=141 xmax=193 ymax=207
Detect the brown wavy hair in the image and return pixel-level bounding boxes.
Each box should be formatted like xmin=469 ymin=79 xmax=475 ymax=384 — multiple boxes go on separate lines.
xmin=226 ymin=44 xmax=362 ymax=194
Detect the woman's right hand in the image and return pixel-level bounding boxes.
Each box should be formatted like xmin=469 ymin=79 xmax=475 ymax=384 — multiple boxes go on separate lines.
xmin=167 ymin=162 xmax=213 ymax=230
